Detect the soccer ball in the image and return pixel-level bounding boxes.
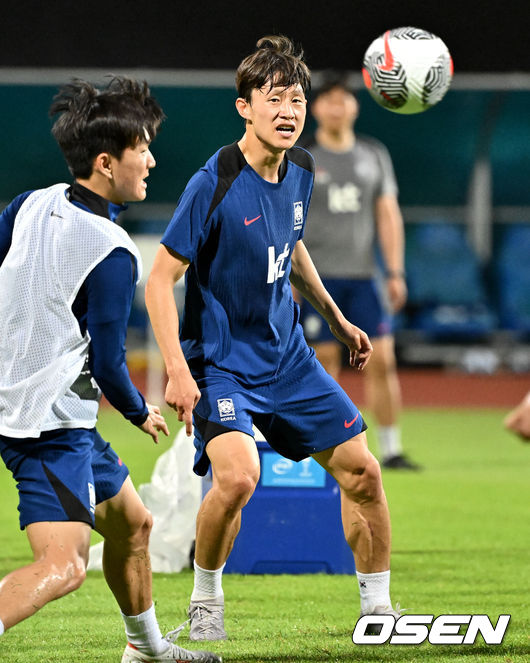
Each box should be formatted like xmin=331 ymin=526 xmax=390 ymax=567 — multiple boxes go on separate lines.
xmin=362 ymin=26 xmax=453 ymax=114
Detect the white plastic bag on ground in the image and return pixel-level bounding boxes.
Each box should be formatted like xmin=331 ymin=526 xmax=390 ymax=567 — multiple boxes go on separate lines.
xmin=88 ymin=426 xmax=202 ymax=573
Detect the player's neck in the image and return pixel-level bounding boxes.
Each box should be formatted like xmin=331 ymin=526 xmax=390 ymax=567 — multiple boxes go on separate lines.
xmin=76 ymin=175 xmax=119 ymax=204
xmin=238 ymin=135 xmax=285 ymax=183
xmin=316 ymin=127 xmax=355 ymax=152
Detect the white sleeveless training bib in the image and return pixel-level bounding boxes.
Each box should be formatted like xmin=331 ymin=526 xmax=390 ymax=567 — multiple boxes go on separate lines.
xmin=0 ymin=184 xmax=142 ymax=438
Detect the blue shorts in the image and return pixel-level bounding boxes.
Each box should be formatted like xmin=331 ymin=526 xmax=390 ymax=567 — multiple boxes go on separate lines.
xmin=192 ymin=353 xmax=367 ymax=476
xmin=300 ymin=277 xmax=392 ymax=342
xmin=0 ymin=428 xmax=129 ymax=530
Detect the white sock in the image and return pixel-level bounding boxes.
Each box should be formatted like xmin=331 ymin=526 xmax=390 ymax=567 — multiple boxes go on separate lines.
xmin=121 ymin=603 xmax=168 ymax=656
xmin=356 ymin=570 xmax=392 ymax=614
xmin=0 ymin=617 xmax=4 ymax=636
xmin=191 ymin=560 xmax=225 ymax=601
xmin=377 ymin=425 xmax=402 ymax=460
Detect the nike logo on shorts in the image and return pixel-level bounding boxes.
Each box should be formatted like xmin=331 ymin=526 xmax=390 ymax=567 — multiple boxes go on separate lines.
xmin=344 ymin=414 xmax=359 ymax=428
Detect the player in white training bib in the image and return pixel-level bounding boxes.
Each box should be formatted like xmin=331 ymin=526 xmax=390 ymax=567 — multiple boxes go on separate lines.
xmin=0 ymin=77 xmax=220 ymax=663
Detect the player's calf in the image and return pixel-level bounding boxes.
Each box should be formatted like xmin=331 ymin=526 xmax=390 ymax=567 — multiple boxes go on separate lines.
xmin=0 ymin=552 xmax=87 ymax=630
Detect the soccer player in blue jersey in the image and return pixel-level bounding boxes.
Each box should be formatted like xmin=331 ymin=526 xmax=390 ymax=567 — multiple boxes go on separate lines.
xmin=146 ymin=36 xmax=400 ymax=640
xmin=0 ymin=78 xmax=220 ymax=663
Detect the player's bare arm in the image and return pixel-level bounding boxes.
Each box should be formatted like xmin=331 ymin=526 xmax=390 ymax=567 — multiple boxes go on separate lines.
xmin=375 ymin=193 xmax=407 ymax=312
xmin=145 ymin=245 xmax=201 ymax=435
xmin=290 ymin=240 xmax=373 ymax=369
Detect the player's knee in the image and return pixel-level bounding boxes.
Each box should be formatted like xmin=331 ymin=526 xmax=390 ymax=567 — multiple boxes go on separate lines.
xmin=49 ymin=554 xmax=87 ymax=597
xmin=339 ymin=455 xmax=383 ymax=505
xmin=105 ymin=504 xmax=153 ymax=552
xmin=218 ymin=470 xmax=259 ymax=512
xmin=368 ymin=354 xmax=396 ymax=379
xmin=126 ymin=507 xmax=153 ymax=552
xmin=134 ymin=508 xmax=153 ymax=547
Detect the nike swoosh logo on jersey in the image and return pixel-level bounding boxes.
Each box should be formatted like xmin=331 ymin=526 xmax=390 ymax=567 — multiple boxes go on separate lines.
xmin=244 ymin=215 xmax=262 ymax=226
xmin=378 ymin=30 xmax=395 ymax=72
xmin=50 ymin=211 xmax=65 ymax=219
xmin=344 ymin=413 xmax=359 ymax=428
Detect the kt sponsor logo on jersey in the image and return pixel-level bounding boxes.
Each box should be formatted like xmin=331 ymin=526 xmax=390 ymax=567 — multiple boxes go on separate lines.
xmin=267 ymin=243 xmax=290 ymax=284
xmin=328 ymin=182 xmax=361 ymax=213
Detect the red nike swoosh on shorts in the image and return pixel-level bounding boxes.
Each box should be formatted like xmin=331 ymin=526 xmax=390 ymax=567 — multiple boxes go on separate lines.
xmin=344 ymin=414 xmax=359 ymax=428
xmin=244 ymin=214 xmax=262 ymax=226
xmin=378 ymin=30 xmax=395 ymax=72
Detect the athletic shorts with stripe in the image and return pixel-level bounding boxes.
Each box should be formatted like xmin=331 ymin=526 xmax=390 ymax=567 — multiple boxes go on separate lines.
xmin=0 ymin=428 xmax=129 ymax=529
xmin=192 ymin=353 xmax=367 ymax=476
xmin=300 ymin=277 xmax=392 ymax=343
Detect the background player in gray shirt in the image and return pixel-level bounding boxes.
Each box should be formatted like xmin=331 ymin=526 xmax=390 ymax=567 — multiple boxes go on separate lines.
xmin=300 ymin=72 xmax=420 ymax=470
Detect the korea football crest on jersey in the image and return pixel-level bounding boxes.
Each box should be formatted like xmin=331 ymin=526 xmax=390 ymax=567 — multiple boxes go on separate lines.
xmin=217 ymin=398 xmax=236 ymax=422
xmin=293 ymin=201 xmax=304 ymax=230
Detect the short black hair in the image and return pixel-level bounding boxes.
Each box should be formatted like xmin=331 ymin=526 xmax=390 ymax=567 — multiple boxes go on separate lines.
xmin=311 ymin=70 xmax=356 ymax=101
xmin=236 ymin=35 xmax=311 ymax=102
xmin=50 ymin=76 xmax=165 ymax=179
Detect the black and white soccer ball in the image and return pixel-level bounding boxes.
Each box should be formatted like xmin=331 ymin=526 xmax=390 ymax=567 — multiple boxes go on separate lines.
xmin=362 ymin=27 xmax=453 ymax=114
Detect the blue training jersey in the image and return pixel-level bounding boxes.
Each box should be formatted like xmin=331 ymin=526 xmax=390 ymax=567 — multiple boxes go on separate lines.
xmin=162 ymin=141 xmax=315 ymax=385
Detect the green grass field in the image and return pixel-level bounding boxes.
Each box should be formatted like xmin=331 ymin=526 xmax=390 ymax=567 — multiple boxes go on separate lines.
xmin=0 ymin=407 xmax=529 ymax=662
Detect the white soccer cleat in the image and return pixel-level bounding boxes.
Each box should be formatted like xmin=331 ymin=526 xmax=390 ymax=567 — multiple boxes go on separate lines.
xmin=121 ymin=636 xmax=222 ymax=662
xmin=359 ymin=603 xmax=404 ymax=635
xmin=188 ymin=597 xmax=227 ymax=641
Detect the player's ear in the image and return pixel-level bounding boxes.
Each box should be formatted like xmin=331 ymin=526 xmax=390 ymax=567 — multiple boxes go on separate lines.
xmin=235 ymin=97 xmax=251 ymax=121
xmin=92 ymin=152 xmax=113 ymax=180
xmin=310 ymin=98 xmax=319 ymax=120
xmin=352 ymin=95 xmax=360 ymax=120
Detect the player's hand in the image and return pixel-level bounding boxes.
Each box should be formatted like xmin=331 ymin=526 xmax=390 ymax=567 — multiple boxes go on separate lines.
xmin=138 ymin=404 xmax=170 ymax=444
xmin=387 ymin=274 xmax=407 ymax=312
xmin=504 ymin=392 xmax=530 ymax=441
xmin=165 ymin=369 xmax=201 ymax=436
xmin=329 ymin=320 xmax=373 ymax=371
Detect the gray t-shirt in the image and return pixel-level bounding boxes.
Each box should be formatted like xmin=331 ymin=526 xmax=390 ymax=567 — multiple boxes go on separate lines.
xmin=303 ymin=135 xmax=398 ymax=278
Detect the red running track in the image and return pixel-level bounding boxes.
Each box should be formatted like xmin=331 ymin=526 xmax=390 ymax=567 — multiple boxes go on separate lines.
xmin=339 ymin=369 xmax=529 ymax=408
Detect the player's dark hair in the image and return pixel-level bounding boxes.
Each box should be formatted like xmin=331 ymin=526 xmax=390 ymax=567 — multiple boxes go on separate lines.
xmin=312 ymin=70 xmax=356 ymax=100
xmin=236 ymin=35 xmax=311 ymax=102
xmin=50 ymin=76 xmax=165 ymax=179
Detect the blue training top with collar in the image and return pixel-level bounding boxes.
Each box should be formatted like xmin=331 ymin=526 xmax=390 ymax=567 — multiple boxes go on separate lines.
xmin=162 ymin=141 xmax=315 ymax=386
